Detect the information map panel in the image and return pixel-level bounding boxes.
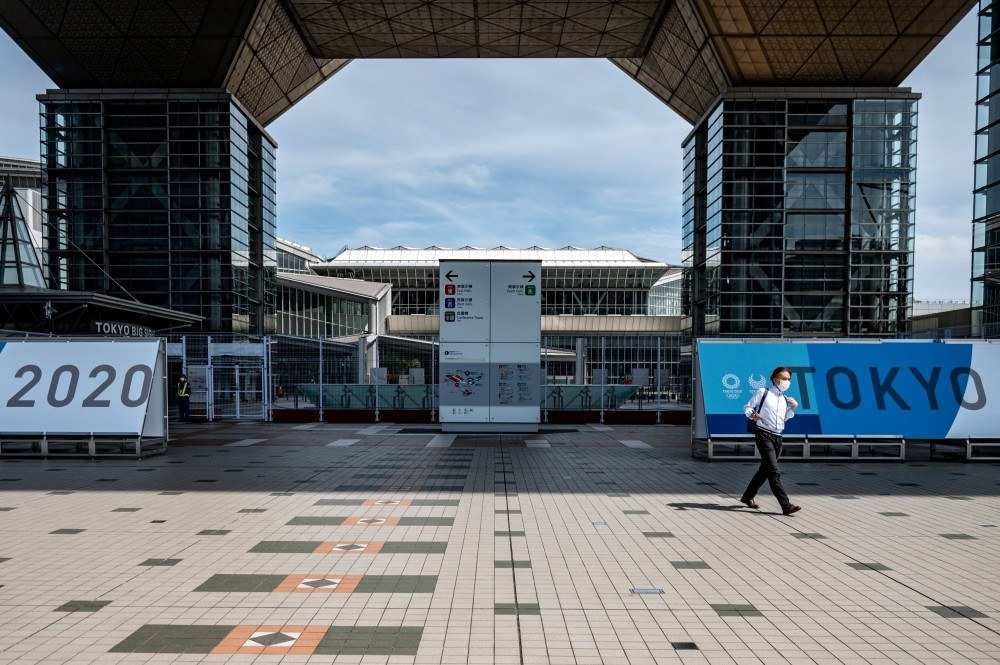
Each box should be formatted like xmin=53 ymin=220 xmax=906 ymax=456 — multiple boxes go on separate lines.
xmin=694 ymin=339 xmax=1000 ymax=439
xmin=439 ymin=260 xmax=541 ymax=428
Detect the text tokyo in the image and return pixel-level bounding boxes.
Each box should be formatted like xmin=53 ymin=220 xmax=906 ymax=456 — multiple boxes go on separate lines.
xmin=787 ymin=366 xmax=986 ymax=411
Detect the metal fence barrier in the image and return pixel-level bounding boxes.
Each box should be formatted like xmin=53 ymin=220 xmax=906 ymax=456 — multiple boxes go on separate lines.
xmin=699 ymin=434 xmax=905 ymax=461
xmin=162 ymin=333 xmax=692 ymax=423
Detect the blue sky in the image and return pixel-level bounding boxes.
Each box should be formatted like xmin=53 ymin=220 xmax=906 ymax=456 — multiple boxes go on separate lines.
xmin=0 ymin=9 xmax=977 ymax=301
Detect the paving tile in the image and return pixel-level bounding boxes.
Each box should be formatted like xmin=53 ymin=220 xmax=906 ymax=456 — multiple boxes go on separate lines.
xmin=110 ymin=624 xmax=235 ymax=653
xmin=286 ymin=516 xmax=347 ymax=526
xmin=397 ymin=516 xmax=454 ymax=526
xmin=3 ymin=422 xmax=998 ymax=664
xmin=195 ymin=574 xmax=290 ymax=592
xmin=314 ymin=626 xmax=423 ymax=656
xmin=711 ymin=603 xmax=763 ymax=617
xmin=927 ymin=605 xmax=989 ymax=619
xmin=847 ymin=562 xmax=892 ymax=571
xmin=140 ymin=558 xmax=182 ymax=566
xmin=495 ymin=602 xmax=540 ymax=615
xmin=314 ymin=498 xmax=366 ymax=506
xmin=55 ymin=600 xmax=111 ymax=612
xmin=353 ymin=575 xmax=438 ymax=593
xmin=672 ymin=560 xmax=711 ymax=569
xmin=249 ymin=541 xmax=324 ymax=553
xmin=410 ymin=499 xmax=461 ymax=506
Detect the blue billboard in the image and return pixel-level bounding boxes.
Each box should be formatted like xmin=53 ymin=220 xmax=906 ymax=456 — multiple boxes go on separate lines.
xmin=695 ymin=340 xmax=999 ymax=439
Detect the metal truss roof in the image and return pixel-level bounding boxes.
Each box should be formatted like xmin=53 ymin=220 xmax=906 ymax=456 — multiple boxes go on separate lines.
xmin=1 ymin=0 xmax=975 ymax=124
xmin=321 ymin=245 xmax=669 ymax=267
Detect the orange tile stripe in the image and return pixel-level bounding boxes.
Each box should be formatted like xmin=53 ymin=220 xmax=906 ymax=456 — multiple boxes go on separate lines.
xmin=212 ymin=624 xmax=327 ymax=655
xmin=313 ymin=541 xmax=384 ymax=554
xmin=274 ymin=574 xmax=363 ymax=593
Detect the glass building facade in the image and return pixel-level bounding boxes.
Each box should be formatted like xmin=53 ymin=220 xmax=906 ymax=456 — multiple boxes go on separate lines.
xmin=974 ymin=0 xmax=1000 ymax=337
xmin=682 ymin=90 xmax=917 ymax=337
xmin=38 ymin=90 xmax=277 ymax=334
xmin=275 ymin=283 xmax=371 ymax=339
xmin=647 ymin=271 xmax=683 ymax=316
xmin=276 ymin=239 xmax=321 ymax=274
xmin=315 ymin=250 xmax=670 ymax=317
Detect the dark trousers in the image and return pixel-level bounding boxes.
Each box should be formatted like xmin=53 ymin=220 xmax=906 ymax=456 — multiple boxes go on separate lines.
xmin=742 ymin=428 xmax=791 ymax=509
xmin=177 ymin=396 xmax=190 ymax=421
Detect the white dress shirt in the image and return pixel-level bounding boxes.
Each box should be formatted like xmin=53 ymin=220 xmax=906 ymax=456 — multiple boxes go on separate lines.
xmin=744 ymin=385 xmax=795 ymax=434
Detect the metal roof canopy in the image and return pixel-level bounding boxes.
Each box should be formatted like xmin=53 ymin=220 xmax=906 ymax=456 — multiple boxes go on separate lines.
xmin=318 ymin=245 xmax=671 ymax=267
xmin=0 ymin=0 xmax=974 ymax=125
xmin=277 ymin=272 xmax=391 ymax=301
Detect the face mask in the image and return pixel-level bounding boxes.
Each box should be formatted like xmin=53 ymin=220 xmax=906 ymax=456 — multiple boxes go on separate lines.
xmin=776 ymin=379 xmax=791 ymax=392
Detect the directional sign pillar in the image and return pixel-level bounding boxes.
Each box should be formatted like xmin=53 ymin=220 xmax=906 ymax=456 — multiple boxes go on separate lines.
xmin=439 ymin=259 xmax=541 ymax=433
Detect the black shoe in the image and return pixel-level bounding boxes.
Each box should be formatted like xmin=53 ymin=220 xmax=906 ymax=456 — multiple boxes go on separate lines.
xmin=782 ymin=504 xmax=801 ymax=516
xmin=740 ymin=497 xmax=760 ymax=509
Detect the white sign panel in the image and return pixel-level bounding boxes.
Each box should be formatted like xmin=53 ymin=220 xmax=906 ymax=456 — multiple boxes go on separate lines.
xmin=439 ymin=260 xmax=541 ymax=429
xmin=440 ymin=261 xmax=491 ymax=343
xmin=491 ymin=342 xmax=541 ymax=424
xmin=490 ymin=261 xmax=541 ymax=343
xmin=0 ymin=339 xmax=165 ymax=437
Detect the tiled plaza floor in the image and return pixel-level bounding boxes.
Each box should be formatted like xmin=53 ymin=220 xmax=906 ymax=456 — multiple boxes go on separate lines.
xmin=0 ymin=422 xmax=998 ymax=664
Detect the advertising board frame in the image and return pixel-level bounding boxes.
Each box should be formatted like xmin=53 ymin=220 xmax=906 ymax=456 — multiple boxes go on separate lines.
xmin=0 ymin=337 xmax=168 ymax=458
xmin=691 ymin=338 xmax=1000 ymax=461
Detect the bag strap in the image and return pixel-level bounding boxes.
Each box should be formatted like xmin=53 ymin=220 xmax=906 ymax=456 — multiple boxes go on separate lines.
xmin=753 ymin=389 xmax=767 ymax=415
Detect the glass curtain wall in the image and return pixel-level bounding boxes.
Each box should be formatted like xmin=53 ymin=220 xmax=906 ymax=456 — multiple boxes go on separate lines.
xmin=276 ymin=284 xmax=370 ymax=338
xmin=39 ymin=92 xmax=276 ymax=334
xmin=974 ymin=0 xmax=1000 ymax=336
xmin=784 ymin=101 xmax=848 ymax=334
xmin=682 ymin=92 xmax=917 ymax=337
xmin=851 ymin=99 xmax=917 ymax=335
xmin=331 ymin=266 xmax=661 ymax=316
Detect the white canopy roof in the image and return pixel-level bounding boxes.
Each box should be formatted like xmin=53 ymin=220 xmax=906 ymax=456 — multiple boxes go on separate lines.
xmin=319 ymin=245 xmax=669 ymax=269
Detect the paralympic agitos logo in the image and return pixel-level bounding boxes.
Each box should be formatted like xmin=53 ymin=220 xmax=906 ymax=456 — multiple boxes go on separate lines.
xmin=787 ymin=365 xmax=987 ymax=411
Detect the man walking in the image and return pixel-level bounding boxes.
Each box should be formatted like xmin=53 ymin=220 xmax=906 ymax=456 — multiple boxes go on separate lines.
xmin=176 ymin=374 xmax=191 ymax=422
xmin=741 ymin=366 xmax=801 ymax=516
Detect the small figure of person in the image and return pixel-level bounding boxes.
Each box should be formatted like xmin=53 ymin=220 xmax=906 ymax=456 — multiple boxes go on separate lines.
xmin=176 ymin=374 xmax=191 ymax=422
xmin=741 ymin=366 xmax=801 ymax=516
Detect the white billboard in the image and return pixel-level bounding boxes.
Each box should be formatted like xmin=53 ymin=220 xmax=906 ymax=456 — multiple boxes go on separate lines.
xmin=0 ymin=339 xmax=166 ymax=437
